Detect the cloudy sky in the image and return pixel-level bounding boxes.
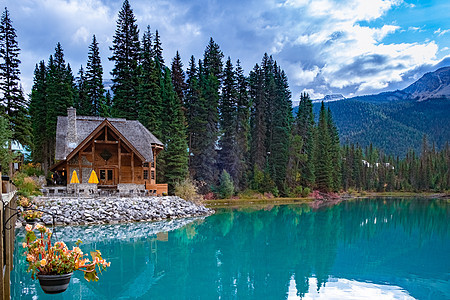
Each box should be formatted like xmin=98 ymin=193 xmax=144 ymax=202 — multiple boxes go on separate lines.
xmin=4 ymin=0 xmax=450 ymax=102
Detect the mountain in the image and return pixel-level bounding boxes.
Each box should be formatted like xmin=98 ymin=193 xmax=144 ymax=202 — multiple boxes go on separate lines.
xmin=403 ymin=66 xmax=450 ymax=100
xmin=296 ymin=67 xmax=450 ymax=157
xmin=312 ymin=94 xmax=346 ymax=103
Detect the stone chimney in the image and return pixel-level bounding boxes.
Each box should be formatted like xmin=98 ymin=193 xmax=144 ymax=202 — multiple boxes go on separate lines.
xmin=67 ymin=107 xmax=78 ymax=149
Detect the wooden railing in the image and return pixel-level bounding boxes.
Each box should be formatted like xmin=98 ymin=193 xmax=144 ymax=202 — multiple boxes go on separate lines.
xmin=1 ymin=176 xmax=17 ymax=300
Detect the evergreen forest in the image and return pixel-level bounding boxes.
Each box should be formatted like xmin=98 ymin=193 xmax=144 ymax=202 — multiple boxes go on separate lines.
xmin=1 ymin=2 xmax=449 ymax=197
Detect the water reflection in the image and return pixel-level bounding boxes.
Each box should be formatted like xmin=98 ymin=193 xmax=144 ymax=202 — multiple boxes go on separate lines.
xmin=12 ymin=198 xmax=450 ymax=299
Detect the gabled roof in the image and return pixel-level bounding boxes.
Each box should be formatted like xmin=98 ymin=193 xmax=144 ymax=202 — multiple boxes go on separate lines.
xmin=55 ymin=115 xmax=163 ymax=162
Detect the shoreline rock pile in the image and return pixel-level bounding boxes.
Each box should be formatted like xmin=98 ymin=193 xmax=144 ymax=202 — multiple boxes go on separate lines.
xmin=24 ymin=196 xmax=214 ymax=226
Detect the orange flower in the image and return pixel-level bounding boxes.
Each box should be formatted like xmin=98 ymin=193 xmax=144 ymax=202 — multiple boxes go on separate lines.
xmin=40 ymin=259 xmax=47 ymax=266
xmin=73 ymin=246 xmax=83 ymax=255
xmin=25 ymin=224 xmax=33 ymax=231
xmin=22 ymin=242 xmax=27 ymax=248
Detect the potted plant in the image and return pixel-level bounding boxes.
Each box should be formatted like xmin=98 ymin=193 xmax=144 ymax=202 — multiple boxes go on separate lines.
xmin=23 ymin=224 xmax=111 ymax=294
xmin=21 ymin=208 xmax=43 ymax=224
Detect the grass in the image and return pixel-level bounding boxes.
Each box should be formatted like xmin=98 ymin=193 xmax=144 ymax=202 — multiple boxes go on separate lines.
xmin=204 ymin=190 xmax=447 ymax=209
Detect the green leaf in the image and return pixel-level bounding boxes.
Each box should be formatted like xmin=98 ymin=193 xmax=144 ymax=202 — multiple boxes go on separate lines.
xmin=84 ymin=270 xmax=99 ymax=282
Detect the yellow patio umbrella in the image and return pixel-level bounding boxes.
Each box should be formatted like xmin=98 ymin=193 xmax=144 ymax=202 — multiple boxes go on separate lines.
xmin=88 ymin=170 xmax=99 ymax=184
xmin=70 ymin=170 xmax=80 ymax=184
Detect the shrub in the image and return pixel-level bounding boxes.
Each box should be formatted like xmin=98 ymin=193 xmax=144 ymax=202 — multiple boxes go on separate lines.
xmin=301 ymin=187 xmax=311 ymax=197
xmin=290 ymin=186 xmax=303 ymax=197
xmin=174 ymin=178 xmax=203 ymax=203
xmin=218 ymin=170 xmax=234 ymax=199
xmin=22 ymin=163 xmax=44 ymax=177
xmin=13 ymin=173 xmax=42 ymax=197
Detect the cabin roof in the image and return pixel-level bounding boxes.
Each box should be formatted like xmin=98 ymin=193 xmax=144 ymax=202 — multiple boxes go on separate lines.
xmin=55 ymin=115 xmax=163 ymax=162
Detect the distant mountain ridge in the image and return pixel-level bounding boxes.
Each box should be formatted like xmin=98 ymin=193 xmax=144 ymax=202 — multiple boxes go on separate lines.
xmin=312 ymin=94 xmax=346 ymax=103
xmin=295 ymin=66 xmax=450 ymax=157
xmin=403 ymin=66 xmax=450 ymax=101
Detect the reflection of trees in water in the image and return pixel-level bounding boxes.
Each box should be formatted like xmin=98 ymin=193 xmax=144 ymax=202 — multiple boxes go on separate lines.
xmin=12 ymin=199 xmax=449 ymax=299
xmin=153 ymin=198 xmax=448 ymax=299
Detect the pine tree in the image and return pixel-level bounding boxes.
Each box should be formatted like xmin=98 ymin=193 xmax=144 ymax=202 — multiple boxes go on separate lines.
xmin=203 ymin=37 xmax=223 ymax=78
xmin=29 ymin=61 xmax=47 ymax=165
xmin=153 ymin=30 xmax=164 ymax=67
xmin=85 ymin=35 xmax=105 ymax=116
xmin=45 ymin=43 xmax=74 ymax=170
xmin=171 ymin=51 xmax=187 ymax=106
xmin=185 ymin=56 xmax=205 ymax=177
xmin=75 ymin=66 xmax=90 ymax=115
xmin=218 ymin=169 xmax=234 ymax=198
xmin=327 ymin=107 xmax=341 ymax=191
xmin=218 ymin=57 xmax=238 ymax=185
xmin=100 ymin=90 xmax=113 ymax=117
xmin=159 ymin=68 xmax=188 ymax=192
xmin=188 ymin=39 xmax=223 ymax=185
xmin=109 ymin=0 xmax=140 ymax=119
xmin=314 ymin=102 xmax=332 ymax=192
xmin=249 ymin=64 xmax=266 ymax=171
xmin=138 ymin=26 xmax=163 ymax=137
xmin=269 ymin=66 xmax=292 ymax=194
xmin=235 ymin=60 xmax=250 ymax=190
xmin=294 ymin=93 xmax=315 ymax=187
xmin=0 ymin=7 xmax=31 ymax=159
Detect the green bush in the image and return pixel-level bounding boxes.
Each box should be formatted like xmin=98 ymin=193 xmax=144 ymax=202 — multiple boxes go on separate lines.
xmin=290 ymin=186 xmax=303 ymax=197
xmin=22 ymin=163 xmax=44 ymax=177
xmin=301 ymin=187 xmax=311 ymax=197
xmin=13 ymin=172 xmax=42 ymax=197
xmin=218 ymin=170 xmax=234 ymax=199
xmin=174 ymin=178 xmax=203 ymax=203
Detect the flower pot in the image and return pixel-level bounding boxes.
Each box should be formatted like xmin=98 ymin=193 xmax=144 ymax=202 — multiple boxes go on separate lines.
xmin=37 ymin=272 xmax=73 ymax=294
xmin=25 ymin=218 xmax=36 ymax=225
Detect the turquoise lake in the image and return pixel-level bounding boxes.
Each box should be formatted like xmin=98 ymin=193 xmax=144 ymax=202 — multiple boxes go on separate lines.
xmin=12 ymin=198 xmax=450 ymax=299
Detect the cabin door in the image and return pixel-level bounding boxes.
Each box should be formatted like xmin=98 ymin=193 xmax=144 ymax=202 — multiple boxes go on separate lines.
xmin=99 ymin=168 xmax=115 ymax=186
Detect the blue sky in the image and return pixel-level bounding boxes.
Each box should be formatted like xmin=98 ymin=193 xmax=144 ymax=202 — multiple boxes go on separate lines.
xmin=4 ymin=0 xmax=450 ymax=102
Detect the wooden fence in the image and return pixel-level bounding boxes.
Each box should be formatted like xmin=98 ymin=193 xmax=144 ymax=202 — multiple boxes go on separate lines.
xmin=1 ymin=174 xmax=17 ymax=300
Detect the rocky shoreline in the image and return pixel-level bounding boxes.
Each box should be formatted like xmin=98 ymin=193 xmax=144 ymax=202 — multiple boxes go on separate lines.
xmin=19 ymin=196 xmax=214 ymax=226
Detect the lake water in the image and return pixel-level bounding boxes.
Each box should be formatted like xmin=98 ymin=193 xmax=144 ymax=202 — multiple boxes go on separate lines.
xmin=12 ymin=198 xmax=450 ymax=299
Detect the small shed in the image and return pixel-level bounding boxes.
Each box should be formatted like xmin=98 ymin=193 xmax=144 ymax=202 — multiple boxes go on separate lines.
xmin=50 ymin=107 xmax=167 ymax=195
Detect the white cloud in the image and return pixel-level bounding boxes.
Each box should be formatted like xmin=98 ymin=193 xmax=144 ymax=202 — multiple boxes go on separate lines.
xmin=434 ymin=28 xmax=450 ymax=36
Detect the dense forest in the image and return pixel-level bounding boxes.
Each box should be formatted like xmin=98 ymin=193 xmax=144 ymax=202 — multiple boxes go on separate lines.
xmin=306 ymin=96 xmax=450 ymax=158
xmin=1 ymin=2 xmax=449 ymax=196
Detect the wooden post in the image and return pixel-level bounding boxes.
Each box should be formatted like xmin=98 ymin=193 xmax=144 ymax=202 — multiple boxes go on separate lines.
xmin=92 ymin=141 xmax=95 ymax=176
xmin=78 ymin=153 xmax=82 ymax=183
xmin=131 ymin=152 xmax=134 ymax=183
xmin=118 ymin=140 xmax=121 ymax=184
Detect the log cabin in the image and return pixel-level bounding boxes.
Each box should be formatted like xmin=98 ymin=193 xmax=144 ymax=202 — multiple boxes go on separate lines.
xmin=50 ymin=107 xmax=168 ymax=195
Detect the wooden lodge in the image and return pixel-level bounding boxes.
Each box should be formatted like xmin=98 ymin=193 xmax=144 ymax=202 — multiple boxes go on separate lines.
xmin=50 ymin=107 xmax=168 ymax=195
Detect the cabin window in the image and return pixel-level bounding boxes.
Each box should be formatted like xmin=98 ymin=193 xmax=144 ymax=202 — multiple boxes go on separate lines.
xmin=151 ymin=162 xmax=155 ymax=168
xmin=107 ymin=170 xmax=113 ymax=181
xmin=100 ymin=170 xmax=106 ymax=180
xmin=143 ymin=170 xmax=149 ymax=179
xmin=151 ymin=171 xmax=155 ymax=180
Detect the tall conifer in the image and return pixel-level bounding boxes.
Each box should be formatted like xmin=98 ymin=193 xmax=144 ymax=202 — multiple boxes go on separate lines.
xmin=86 ymin=35 xmax=105 ymax=116
xmin=171 ymin=51 xmax=187 ymax=106
xmin=109 ymin=0 xmax=140 ymax=119
xmin=75 ymin=65 xmax=90 ymax=115
xmin=314 ymin=102 xmax=332 ymax=192
xmin=235 ymin=60 xmax=250 ymax=190
xmin=218 ymin=57 xmax=238 ymax=185
xmin=138 ymin=26 xmax=162 ymax=137
xmin=0 ymin=7 xmax=31 ymax=154
xmin=159 ymin=68 xmax=188 ymax=192
xmin=29 ymin=61 xmax=47 ymax=165
xmin=153 ymin=30 xmax=164 ymax=67
xmin=327 ymin=107 xmax=341 ymax=191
